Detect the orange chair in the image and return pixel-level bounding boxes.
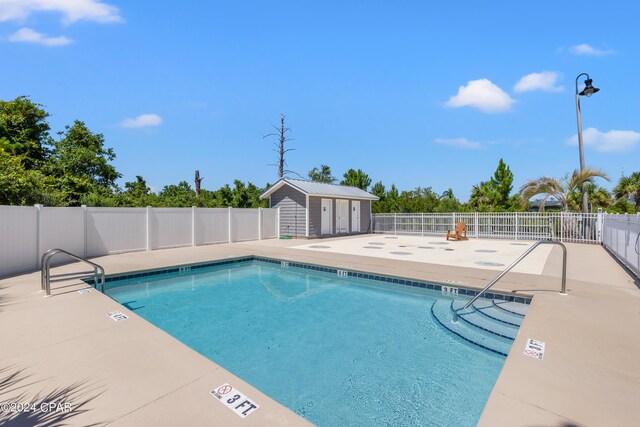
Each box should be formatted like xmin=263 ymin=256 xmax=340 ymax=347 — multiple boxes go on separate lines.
xmin=446 ymin=222 xmax=469 ymax=241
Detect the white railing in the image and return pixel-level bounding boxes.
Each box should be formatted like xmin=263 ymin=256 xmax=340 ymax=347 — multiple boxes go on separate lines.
xmin=372 ymin=212 xmax=603 ymax=244
xmin=602 ymin=213 xmax=640 ymax=278
xmin=0 ymin=205 xmax=279 ymax=278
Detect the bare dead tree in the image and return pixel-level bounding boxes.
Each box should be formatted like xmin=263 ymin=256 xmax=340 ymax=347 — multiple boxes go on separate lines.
xmin=194 ymin=170 xmax=203 ymax=197
xmin=263 ymin=113 xmax=300 ymax=179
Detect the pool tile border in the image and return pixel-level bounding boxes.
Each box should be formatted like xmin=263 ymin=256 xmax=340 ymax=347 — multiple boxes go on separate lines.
xmin=99 ymin=256 xmax=531 ymax=305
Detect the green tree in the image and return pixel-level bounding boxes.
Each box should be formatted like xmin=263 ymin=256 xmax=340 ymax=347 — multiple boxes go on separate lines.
xmin=441 ymin=188 xmax=454 ymax=199
xmin=371 ymin=181 xmax=386 ymax=213
xmin=0 ymin=96 xmax=51 ymax=168
xmin=467 ymin=159 xmax=519 ymax=211
xmin=467 ymin=181 xmax=501 ymax=211
xmin=124 ymin=176 xmax=151 ymax=199
xmin=0 ymin=150 xmax=61 ymax=205
xmin=613 ymin=171 xmax=640 ymax=211
xmin=569 ymin=184 xmax=613 ymax=212
xmin=158 ymin=181 xmax=196 ymax=207
xmin=490 ymin=158 xmax=514 ymax=204
xmin=385 ymin=184 xmax=400 ymax=212
xmin=214 ymin=184 xmax=234 ymax=207
xmin=308 ymin=164 xmax=335 ymax=183
xmin=230 ymin=180 xmax=266 ymax=208
xmin=435 ymin=188 xmax=464 ymax=212
xmin=340 ymin=169 xmax=371 ymax=190
xmin=371 ymin=181 xmax=385 ymax=199
xmin=519 ymin=168 xmax=609 ymax=212
xmin=48 ymin=120 xmax=121 ymax=205
xmin=398 ymin=187 xmax=439 ymax=212
xmin=106 ymin=176 xmax=156 ymax=207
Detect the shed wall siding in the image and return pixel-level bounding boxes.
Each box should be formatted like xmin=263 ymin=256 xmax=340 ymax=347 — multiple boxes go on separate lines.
xmin=270 ymin=186 xmax=307 ymax=237
xmin=308 ymin=197 xmax=322 ymax=237
xmin=361 ymin=200 xmax=371 ymax=232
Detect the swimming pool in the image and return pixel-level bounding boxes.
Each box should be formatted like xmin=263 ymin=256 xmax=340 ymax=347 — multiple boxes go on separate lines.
xmin=105 ymin=258 xmax=525 ymax=426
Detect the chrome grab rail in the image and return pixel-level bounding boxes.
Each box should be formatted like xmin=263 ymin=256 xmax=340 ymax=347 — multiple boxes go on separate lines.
xmin=40 ymin=248 xmax=105 ymax=296
xmin=454 ymin=241 xmax=567 ymax=319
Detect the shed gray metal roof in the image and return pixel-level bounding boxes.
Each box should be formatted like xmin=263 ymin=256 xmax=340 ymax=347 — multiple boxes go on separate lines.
xmin=260 ymin=178 xmax=379 ymax=200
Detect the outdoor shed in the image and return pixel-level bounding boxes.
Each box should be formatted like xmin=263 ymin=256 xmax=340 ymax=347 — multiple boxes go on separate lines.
xmin=260 ymin=178 xmax=379 ymax=238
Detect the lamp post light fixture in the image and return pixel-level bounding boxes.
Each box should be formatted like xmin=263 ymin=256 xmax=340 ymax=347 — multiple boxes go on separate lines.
xmin=575 ymin=73 xmax=600 ymax=213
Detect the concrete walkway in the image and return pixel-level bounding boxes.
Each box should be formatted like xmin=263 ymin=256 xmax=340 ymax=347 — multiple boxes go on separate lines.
xmin=1 ymin=236 xmax=639 ymax=426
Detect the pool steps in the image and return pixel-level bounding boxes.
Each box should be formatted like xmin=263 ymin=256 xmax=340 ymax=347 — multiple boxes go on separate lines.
xmin=431 ymin=298 xmax=529 ymax=356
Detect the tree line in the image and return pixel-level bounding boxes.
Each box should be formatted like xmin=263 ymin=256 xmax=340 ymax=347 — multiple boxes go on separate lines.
xmin=1 ymin=96 xmax=638 ymax=213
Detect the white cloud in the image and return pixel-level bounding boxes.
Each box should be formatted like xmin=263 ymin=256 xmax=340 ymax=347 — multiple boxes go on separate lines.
xmin=514 ymin=71 xmax=563 ymax=93
xmin=120 ymin=114 xmax=163 ymax=129
xmin=434 ymin=137 xmax=483 ymax=150
xmin=567 ymin=128 xmax=640 ymax=153
xmin=0 ymin=0 xmax=122 ymax=24
xmin=570 ymin=43 xmax=613 ymax=57
xmin=8 ymin=27 xmax=71 ymax=46
xmin=446 ymin=79 xmax=515 ymax=113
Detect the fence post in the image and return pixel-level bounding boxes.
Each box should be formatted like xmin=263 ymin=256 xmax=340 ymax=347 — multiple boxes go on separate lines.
xmin=596 ymin=208 xmax=603 ymax=243
xmin=421 ymin=212 xmax=424 ymax=236
xmin=452 ymin=212 xmax=455 ymax=231
xmin=82 ymin=205 xmax=88 ymax=257
xmin=394 ymin=213 xmax=397 ymax=235
xmin=475 ymin=212 xmax=479 ymax=238
xmin=515 ymin=212 xmax=518 ymax=241
xmin=192 ymin=206 xmax=197 ymax=247
xmin=624 ymin=213 xmax=629 ymax=259
xmin=146 ymin=206 xmax=152 ymax=251
xmin=277 ymin=207 xmax=281 ymax=239
xmin=228 ymin=207 xmax=233 ymax=243
xmin=258 ymin=208 xmax=263 ymax=240
xmin=34 ymin=204 xmax=42 ymax=268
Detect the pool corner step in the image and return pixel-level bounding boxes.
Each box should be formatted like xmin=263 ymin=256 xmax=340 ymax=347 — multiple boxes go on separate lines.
xmin=430 ymin=300 xmax=513 ymax=357
xmin=493 ymin=300 xmax=529 ymax=317
xmin=454 ymin=300 xmax=525 ymax=329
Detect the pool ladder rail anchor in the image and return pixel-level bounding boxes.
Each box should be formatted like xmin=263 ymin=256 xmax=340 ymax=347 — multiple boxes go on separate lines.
xmin=40 ymin=248 xmax=105 ymax=297
xmin=453 ymin=240 xmax=567 ymax=322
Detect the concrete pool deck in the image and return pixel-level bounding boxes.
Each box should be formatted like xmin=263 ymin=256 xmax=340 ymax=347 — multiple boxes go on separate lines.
xmin=1 ymin=235 xmax=639 ymax=426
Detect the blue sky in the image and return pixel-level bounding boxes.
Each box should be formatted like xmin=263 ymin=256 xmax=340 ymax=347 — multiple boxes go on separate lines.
xmin=2 ymin=1 xmax=639 ymax=200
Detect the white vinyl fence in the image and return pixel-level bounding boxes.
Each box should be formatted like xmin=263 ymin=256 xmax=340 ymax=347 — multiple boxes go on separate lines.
xmin=373 ymin=212 xmax=603 ymax=243
xmin=602 ymin=213 xmax=640 ymax=278
xmin=0 ymin=205 xmax=279 ymax=277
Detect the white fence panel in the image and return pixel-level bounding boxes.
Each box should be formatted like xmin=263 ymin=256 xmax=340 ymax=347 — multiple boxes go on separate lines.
xmin=197 ymin=208 xmax=229 ymax=245
xmin=231 ymin=208 xmax=259 ymax=242
xmin=261 ymin=208 xmax=278 ymax=239
xmin=372 ymin=212 xmax=602 ymax=243
xmin=0 ymin=205 xmax=280 ymax=278
xmin=87 ymin=208 xmax=147 ymax=256
xmin=151 ymin=208 xmax=192 ymax=249
xmin=603 ymin=214 xmax=640 ymax=277
xmin=0 ymin=206 xmax=38 ymax=276
xmin=39 ymin=207 xmax=85 ymax=259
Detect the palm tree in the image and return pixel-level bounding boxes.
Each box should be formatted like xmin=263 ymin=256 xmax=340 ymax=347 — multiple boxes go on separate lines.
xmin=519 ymin=168 xmax=609 ymax=212
xmin=569 ymin=184 xmax=613 ymax=211
xmin=613 ymin=171 xmax=640 ymax=210
xmin=441 ymin=188 xmax=455 ymax=199
xmin=468 ymin=181 xmax=500 ymax=212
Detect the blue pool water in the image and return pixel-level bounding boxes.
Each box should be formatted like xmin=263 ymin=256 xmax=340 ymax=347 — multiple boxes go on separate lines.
xmin=106 ymin=261 xmax=507 ymax=426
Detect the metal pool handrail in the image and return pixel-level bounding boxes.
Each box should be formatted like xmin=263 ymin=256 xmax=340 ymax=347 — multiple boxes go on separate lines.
xmin=457 ymin=240 xmax=567 ymax=316
xmin=41 ymin=248 xmax=105 ymax=296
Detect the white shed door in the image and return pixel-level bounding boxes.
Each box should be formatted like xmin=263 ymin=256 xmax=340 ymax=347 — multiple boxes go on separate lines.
xmin=336 ymin=200 xmax=349 ymax=233
xmin=321 ymin=199 xmax=332 ymax=235
xmin=351 ymin=201 xmax=360 ymax=233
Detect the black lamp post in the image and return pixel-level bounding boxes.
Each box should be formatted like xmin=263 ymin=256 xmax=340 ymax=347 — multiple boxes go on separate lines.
xmin=575 ymin=73 xmax=600 ymax=213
